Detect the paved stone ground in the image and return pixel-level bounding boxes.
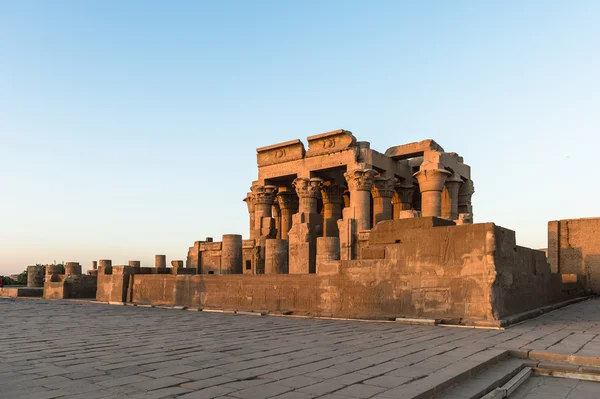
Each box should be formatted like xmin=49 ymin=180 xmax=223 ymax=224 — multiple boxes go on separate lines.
xmin=1 ymin=298 xmax=600 ymax=399
xmin=510 ymin=375 xmax=600 ymax=399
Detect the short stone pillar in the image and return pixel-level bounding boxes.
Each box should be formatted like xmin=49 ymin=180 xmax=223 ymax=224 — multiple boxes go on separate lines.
xmin=221 ymin=234 xmax=242 ymax=274
xmin=171 ymin=260 xmax=184 ymax=268
xmin=46 ymin=265 xmax=62 ymax=282
xmin=458 ymin=179 xmax=475 ymax=223
xmin=64 ymin=262 xmax=82 ymax=277
xmin=27 ymin=265 xmax=45 ymax=287
xmin=344 ymin=168 xmax=377 ymax=231
xmin=92 ymin=261 xmax=98 ymax=270
xmin=98 ymin=259 xmax=112 ymax=274
xmin=265 ymin=239 xmax=288 ymax=274
xmin=253 ymin=185 xmax=278 ymax=239
xmin=155 ymin=255 xmax=166 ymax=268
xmin=371 ymin=177 xmax=396 ymax=226
xmin=316 ymin=237 xmax=340 ymax=263
xmin=413 ymin=168 xmax=451 ymax=217
xmin=128 ymin=260 xmax=141 ymax=267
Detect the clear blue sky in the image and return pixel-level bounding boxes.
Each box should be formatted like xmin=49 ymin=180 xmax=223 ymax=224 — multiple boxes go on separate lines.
xmin=1 ymin=1 xmax=599 ymax=274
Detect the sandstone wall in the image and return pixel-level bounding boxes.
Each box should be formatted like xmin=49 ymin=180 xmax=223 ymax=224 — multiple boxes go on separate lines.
xmin=548 ymin=218 xmax=600 ymax=293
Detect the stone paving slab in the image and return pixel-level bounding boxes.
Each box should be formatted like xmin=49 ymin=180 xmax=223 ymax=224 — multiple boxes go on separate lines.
xmin=1 ymin=297 xmax=600 ymax=398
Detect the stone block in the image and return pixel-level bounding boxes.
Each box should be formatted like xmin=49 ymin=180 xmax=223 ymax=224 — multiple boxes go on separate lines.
xmin=306 ymin=129 xmax=357 ymax=157
xmin=256 ymin=139 xmax=305 ymax=167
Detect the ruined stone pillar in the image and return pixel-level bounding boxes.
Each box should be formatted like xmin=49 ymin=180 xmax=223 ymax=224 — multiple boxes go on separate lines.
xmin=316 ymin=237 xmax=340 ymax=263
xmin=371 ymin=177 xmax=396 ymax=226
xmin=276 ymin=188 xmax=299 ymax=241
xmin=98 ymin=259 xmax=112 ymax=274
xmin=92 ymin=261 xmax=98 ymax=270
xmin=27 ymin=265 xmax=45 ymax=287
xmin=243 ymin=192 xmax=255 ymax=240
xmin=393 ymin=184 xmax=415 ymax=218
xmin=155 ymin=255 xmax=166 ymax=268
xmin=171 ymin=260 xmax=184 ymax=268
xmin=413 ymin=168 xmax=451 ymax=217
xmin=344 ymin=168 xmax=377 ymax=231
xmin=64 ymin=262 xmax=82 ymax=277
xmin=128 ymin=261 xmax=140 ymax=267
xmin=321 ymin=184 xmax=344 ymax=237
xmin=458 ymin=179 xmax=475 ymax=223
xmin=442 ymin=173 xmax=463 ymax=220
xmin=265 ymin=239 xmax=288 ymax=274
xmin=221 ymin=234 xmax=242 ymax=274
xmin=46 ymin=265 xmax=62 ymax=282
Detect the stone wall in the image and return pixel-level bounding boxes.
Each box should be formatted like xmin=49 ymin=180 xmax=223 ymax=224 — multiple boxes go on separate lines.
xmin=109 ymin=221 xmax=585 ymax=321
xmin=548 ymin=218 xmax=600 ymax=293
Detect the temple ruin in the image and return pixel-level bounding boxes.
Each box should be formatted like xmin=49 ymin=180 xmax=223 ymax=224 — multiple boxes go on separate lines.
xmin=14 ymin=129 xmax=594 ymax=325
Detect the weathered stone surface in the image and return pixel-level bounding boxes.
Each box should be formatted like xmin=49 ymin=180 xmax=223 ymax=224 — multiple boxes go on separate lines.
xmin=26 ymin=265 xmax=44 ymax=288
xmin=257 ymin=139 xmax=305 ymax=167
xmin=306 ymin=129 xmax=357 ymax=157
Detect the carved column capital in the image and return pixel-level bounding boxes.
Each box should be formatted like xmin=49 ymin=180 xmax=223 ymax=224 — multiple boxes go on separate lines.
xmin=276 ymin=189 xmax=299 ymax=211
xmin=321 ymin=184 xmax=345 ymax=205
xmin=413 ymin=168 xmax=451 ymax=192
xmin=371 ymin=177 xmax=397 ymax=199
xmin=252 ymin=185 xmax=278 ymax=205
xmin=243 ymin=192 xmax=255 ymax=213
xmin=292 ymin=177 xmax=323 ymax=199
xmin=458 ymin=179 xmax=475 ymax=207
xmin=344 ymin=168 xmax=377 ymax=192
xmin=393 ymin=184 xmax=416 ymax=205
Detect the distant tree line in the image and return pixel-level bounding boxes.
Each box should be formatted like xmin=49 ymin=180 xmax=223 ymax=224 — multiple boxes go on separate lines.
xmin=1 ymin=264 xmax=64 ymax=286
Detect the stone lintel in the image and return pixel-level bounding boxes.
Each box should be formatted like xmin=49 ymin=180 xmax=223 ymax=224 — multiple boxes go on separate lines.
xmin=306 ymin=129 xmax=357 ymax=157
xmin=256 ymin=139 xmax=306 ymax=167
xmin=242 ymin=239 xmax=255 ymax=249
xmin=384 ymin=139 xmax=445 ymax=160
xmin=200 ymin=242 xmax=222 ymax=252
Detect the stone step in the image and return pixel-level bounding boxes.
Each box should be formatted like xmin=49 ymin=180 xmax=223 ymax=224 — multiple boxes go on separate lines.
xmin=436 ymin=358 xmax=525 ymax=399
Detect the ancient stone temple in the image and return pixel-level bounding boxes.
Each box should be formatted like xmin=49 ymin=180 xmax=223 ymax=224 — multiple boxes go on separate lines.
xmin=93 ymin=130 xmax=589 ymax=324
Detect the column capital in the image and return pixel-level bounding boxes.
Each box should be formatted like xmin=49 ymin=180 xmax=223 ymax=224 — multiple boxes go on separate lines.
xmin=371 ymin=177 xmax=397 ymax=199
xmin=276 ymin=188 xmax=299 ymax=211
xmin=292 ymin=177 xmax=323 ymax=199
xmin=393 ymin=184 xmax=416 ymax=205
xmin=413 ymin=168 xmax=451 ymax=192
xmin=344 ymin=168 xmax=377 ymax=192
xmin=243 ymin=192 xmax=254 ymax=212
xmin=321 ymin=184 xmax=345 ymax=205
xmin=252 ymin=185 xmax=278 ymax=205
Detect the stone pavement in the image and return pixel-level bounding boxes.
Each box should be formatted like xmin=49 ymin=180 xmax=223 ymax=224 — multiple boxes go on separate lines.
xmin=510 ymin=375 xmax=600 ymax=399
xmin=1 ymin=298 xmax=600 ymax=399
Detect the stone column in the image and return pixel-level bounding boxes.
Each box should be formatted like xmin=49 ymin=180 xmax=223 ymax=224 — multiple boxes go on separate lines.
xmin=393 ymin=184 xmax=415 ymax=218
xmin=293 ymin=177 xmax=323 ymax=215
xmin=442 ymin=173 xmax=463 ymax=220
xmin=98 ymin=259 xmax=112 ymax=274
xmin=344 ymin=168 xmax=377 ymax=231
xmin=321 ymin=184 xmax=345 ymax=237
xmin=265 ymin=239 xmax=288 ymax=274
xmin=316 ymin=237 xmax=340 ymax=263
xmin=413 ymin=168 xmax=451 ymax=217
xmin=171 ymin=260 xmax=184 ymax=268
xmin=221 ymin=234 xmax=242 ymax=274
xmin=92 ymin=261 xmax=98 ymax=270
xmin=27 ymin=265 xmax=45 ymax=287
xmin=272 ymin=203 xmax=281 ymax=239
xmin=371 ymin=177 xmax=396 ymax=226
xmin=458 ymin=179 xmax=475 ymax=223
xmin=155 ymin=255 xmax=166 ymax=268
xmin=128 ymin=261 xmax=140 ymax=267
xmin=253 ymin=185 xmax=278 ymax=239
xmin=243 ymin=192 xmax=255 ymax=240
xmin=64 ymin=262 xmax=82 ymax=277
xmin=276 ymin=188 xmax=298 ymax=241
